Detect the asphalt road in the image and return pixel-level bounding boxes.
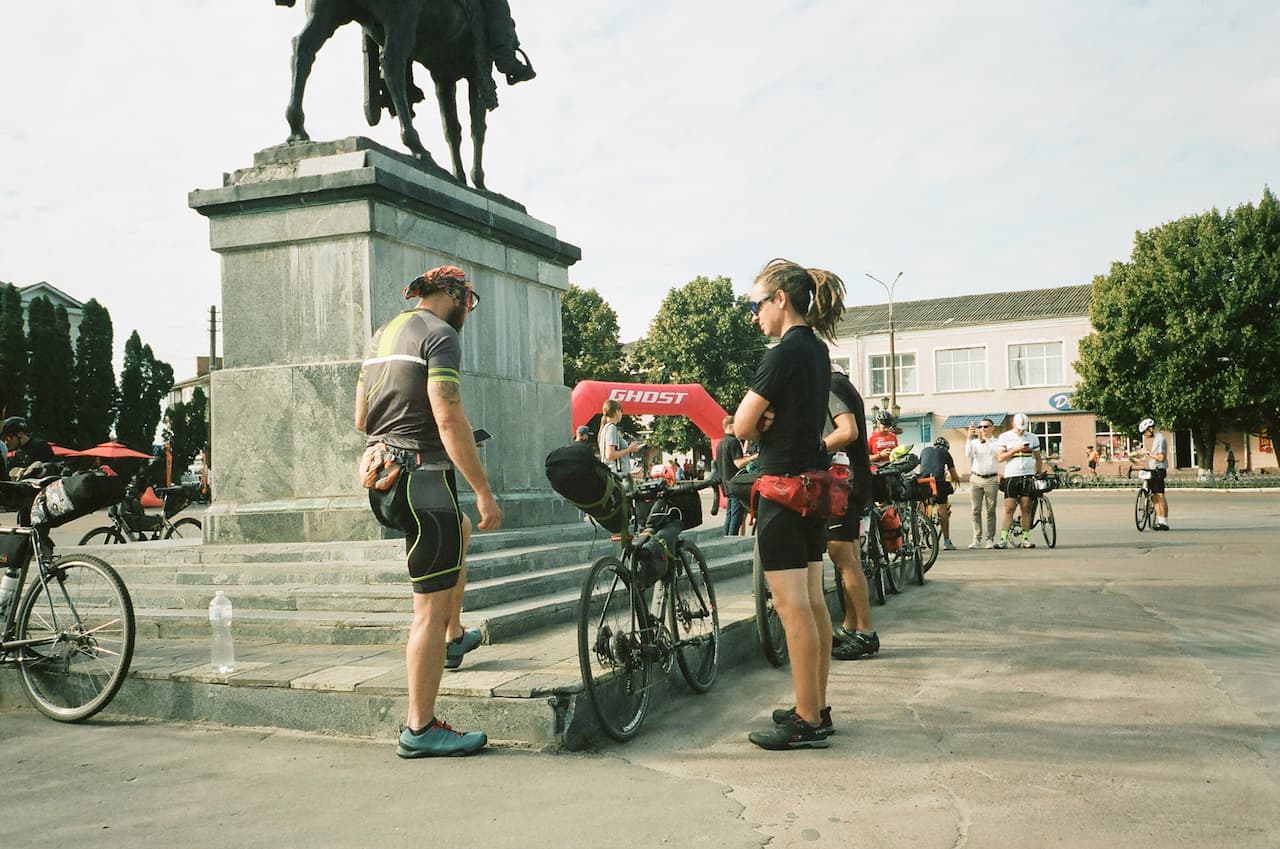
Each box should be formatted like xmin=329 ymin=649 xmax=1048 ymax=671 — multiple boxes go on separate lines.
xmin=1 ymin=489 xmax=1277 ymax=849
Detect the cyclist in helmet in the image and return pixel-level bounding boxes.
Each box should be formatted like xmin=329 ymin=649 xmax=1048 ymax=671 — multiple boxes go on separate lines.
xmin=995 ymin=413 xmax=1043 ymax=548
xmin=1132 ymin=418 xmax=1169 ymax=529
xmin=868 ymin=411 xmax=898 ymax=468
xmin=918 ymin=436 xmax=961 ymax=549
xmin=2 ymin=416 xmax=55 ymax=479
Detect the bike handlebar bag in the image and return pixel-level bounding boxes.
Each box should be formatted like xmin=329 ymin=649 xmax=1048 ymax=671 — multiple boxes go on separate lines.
xmin=0 ymin=529 xmax=33 ymax=571
xmin=544 ymin=442 xmax=628 ymax=533
xmin=29 ymin=471 xmax=127 ymax=528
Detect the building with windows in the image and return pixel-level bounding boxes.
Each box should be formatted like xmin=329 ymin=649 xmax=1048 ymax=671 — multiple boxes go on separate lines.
xmin=14 ymin=281 xmax=85 ymax=339
xmin=830 ymin=285 xmax=1274 ymax=476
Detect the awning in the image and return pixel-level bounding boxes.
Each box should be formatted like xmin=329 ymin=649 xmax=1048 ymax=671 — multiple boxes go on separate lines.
xmin=939 ymin=413 xmax=1010 ymax=430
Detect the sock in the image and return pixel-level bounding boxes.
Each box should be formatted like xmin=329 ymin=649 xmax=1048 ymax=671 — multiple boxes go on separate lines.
xmin=409 ymin=718 xmax=437 ymax=735
xmin=1023 ymin=531 xmax=1031 ymax=540
xmin=1000 ymin=529 xmax=1009 ymax=541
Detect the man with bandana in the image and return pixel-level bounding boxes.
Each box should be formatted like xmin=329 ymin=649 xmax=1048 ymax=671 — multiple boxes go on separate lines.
xmin=356 ymin=265 xmax=501 ymax=758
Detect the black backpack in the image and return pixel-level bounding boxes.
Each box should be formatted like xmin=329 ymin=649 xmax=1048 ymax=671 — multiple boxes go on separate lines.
xmin=544 ymin=443 xmax=628 ymax=533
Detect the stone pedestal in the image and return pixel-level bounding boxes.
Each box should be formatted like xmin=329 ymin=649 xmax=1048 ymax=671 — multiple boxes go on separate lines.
xmin=189 ymin=138 xmax=581 ymax=543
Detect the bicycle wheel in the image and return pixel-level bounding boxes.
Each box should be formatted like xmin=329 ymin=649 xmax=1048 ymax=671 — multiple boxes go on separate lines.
xmin=919 ymin=510 xmax=940 ymax=575
xmin=1040 ymin=496 xmax=1057 ymax=549
xmin=1133 ymin=489 xmax=1150 ymax=532
xmin=887 ymin=508 xmax=913 ymax=592
xmin=671 ymin=541 xmax=719 ymax=693
xmin=753 ymin=542 xmax=787 ymax=667
xmin=1068 ymin=473 xmax=1085 ymax=488
xmin=163 ymin=517 xmax=203 ymax=540
xmin=15 ymin=554 xmax=135 ymax=722
xmin=78 ymin=527 xmax=125 ymax=546
xmin=577 ymin=555 xmax=650 ymax=742
xmin=862 ymin=516 xmax=886 ymax=606
xmin=831 ymin=559 xmax=847 ymax=621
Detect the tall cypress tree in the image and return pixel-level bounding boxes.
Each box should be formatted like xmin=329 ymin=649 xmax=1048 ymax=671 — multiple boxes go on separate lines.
xmin=26 ymin=296 xmax=77 ymax=442
xmin=0 ymin=284 xmax=28 ymax=416
xmin=116 ymin=331 xmax=147 ymax=449
xmin=73 ymin=299 xmax=116 ymax=446
xmin=139 ymin=343 xmax=174 ymax=452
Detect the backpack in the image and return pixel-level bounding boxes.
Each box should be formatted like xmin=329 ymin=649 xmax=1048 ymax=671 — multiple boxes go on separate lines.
xmin=544 ymin=443 xmax=628 ymax=533
xmin=880 ymin=506 xmax=903 ymax=552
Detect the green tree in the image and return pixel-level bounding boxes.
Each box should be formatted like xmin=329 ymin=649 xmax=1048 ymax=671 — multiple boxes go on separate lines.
xmin=630 ymin=276 xmax=766 ymax=454
xmin=164 ymin=386 xmax=208 ymax=476
xmin=73 ymin=299 xmax=117 ymax=446
xmin=116 ymin=331 xmax=174 ymax=453
xmin=24 ymin=297 xmax=76 ymax=445
xmin=0 ymin=284 xmax=27 ymax=416
xmin=1074 ymin=189 xmax=1280 ymax=470
xmin=561 ymin=284 xmax=626 ymax=387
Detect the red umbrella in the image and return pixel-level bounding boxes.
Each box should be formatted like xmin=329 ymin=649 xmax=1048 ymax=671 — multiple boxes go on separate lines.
xmin=49 ymin=443 xmax=83 ymax=457
xmin=77 ymin=441 xmax=155 ymax=460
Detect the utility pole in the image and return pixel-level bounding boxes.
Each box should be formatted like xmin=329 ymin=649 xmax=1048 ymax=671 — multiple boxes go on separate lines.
xmin=865 ymin=272 xmax=903 ymax=418
xmin=209 ymin=306 xmax=218 ymax=372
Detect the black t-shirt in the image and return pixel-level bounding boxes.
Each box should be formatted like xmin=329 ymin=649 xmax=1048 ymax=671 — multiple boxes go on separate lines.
xmin=748 ymin=325 xmax=830 ymax=475
xmin=826 ymin=371 xmax=872 ymax=509
xmin=715 ymin=433 xmax=744 ymax=486
xmin=13 ymin=437 xmax=56 ymax=468
xmin=918 ymin=446 xmax=956 ymax=482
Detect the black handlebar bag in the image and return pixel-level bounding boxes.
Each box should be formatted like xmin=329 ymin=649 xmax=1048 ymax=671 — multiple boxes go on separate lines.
xmin=30 ymin=472 xmax=126 ymax=528
xmin=544 ymin=443 xmax=628 ymax=533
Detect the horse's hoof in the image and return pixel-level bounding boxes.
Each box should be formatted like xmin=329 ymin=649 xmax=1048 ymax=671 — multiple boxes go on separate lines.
xmin=287 ymin=132 xmax=311 ymax=144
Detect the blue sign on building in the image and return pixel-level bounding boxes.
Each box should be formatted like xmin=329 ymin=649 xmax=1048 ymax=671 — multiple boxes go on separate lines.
xmin=1048 ymin=392 xmax=1073 ymax=411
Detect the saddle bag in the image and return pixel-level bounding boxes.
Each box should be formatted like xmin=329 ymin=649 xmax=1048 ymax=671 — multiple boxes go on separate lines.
xmin=880 ymin=506 xmax=903 ymax=552
xmin=544 ymin=443 xmax=628 ymax=533
xmin=632 ymin=520 xmax=682 ymax=588
xmin=30 ymin=471 xmax=126 ymax=528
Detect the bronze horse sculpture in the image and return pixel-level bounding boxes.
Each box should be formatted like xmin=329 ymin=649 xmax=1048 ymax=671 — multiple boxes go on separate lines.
xmin=278 ymin=0 xmax=513 ymax=190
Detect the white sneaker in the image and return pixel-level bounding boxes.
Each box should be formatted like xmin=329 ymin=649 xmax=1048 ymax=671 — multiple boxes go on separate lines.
xmin=982 ymin=539 xmax=995 ymax=549
xmin=967 ymin=540 xmax=981 ymax=550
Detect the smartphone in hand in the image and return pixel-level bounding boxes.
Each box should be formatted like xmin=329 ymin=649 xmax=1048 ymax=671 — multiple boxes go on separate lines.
xmin=473 ymin=428 xmax=493 ymax=445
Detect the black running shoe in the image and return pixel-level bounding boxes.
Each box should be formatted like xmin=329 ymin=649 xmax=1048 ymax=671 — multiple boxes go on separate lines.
xmin=832 ymin=630 xmax=879 ymax=660
xmin=748 ymin=715 xmax=830 ymax=750
xmin=769 ymin=705 xmax=834 ymax=736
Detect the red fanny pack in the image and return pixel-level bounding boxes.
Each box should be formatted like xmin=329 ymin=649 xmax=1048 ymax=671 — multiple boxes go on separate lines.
xmin=755 ymin=470 xmax=850 ymax=519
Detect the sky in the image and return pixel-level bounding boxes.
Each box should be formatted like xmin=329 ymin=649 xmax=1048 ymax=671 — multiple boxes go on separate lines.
xmin=2 ymin=1 xmax=1278 ymax=379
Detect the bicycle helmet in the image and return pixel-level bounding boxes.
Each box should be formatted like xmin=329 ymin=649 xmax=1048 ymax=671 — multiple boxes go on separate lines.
xmin=1 ymin=416 xmax=28 ymax=436
xmin=1012 ymin=413 xmax=1030 ymax=431
xmin=933 ymin=436 xmax=949 ymax=450
xmin=875 ymin=410 xmax=896 ymax=427
xmin=1138 ymin=417 xmax=1155 ymax=434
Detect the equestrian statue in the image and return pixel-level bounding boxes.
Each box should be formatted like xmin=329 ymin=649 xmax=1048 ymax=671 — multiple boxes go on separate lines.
xmin=276 ymin=0 xmax=536 ymax=190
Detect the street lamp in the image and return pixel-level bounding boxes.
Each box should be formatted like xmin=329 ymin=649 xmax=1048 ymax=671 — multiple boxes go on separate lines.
xmin=866 ymin=272 xmax=903 ymax=417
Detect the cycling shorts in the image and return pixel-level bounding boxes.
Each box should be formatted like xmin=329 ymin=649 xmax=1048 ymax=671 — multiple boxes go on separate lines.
xmin=826 ymin=496 xmax=870 ymax=543
xmin=757 ymin=497 xmax=826 ymax=570
xmin=1000 ymin=474 xmax=1035 ymax=500
xmin=1146 ymin=468 xmax=1167 ymax=494
xmin=933 ymin=480 xmax=954 ymax=505
xmin=369 ymin=465 xmax=464 ymax=594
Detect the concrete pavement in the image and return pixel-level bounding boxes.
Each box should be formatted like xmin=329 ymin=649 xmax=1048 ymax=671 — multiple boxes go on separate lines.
xmin=1 ymin=489 xmax=1277 ymax=848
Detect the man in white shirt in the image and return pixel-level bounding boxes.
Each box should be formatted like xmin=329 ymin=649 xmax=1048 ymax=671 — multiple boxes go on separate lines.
xmin=994 ymin=413 xmax=1043 ymax=549
xmin=964 ymin=417 xmax=1001 ymax=549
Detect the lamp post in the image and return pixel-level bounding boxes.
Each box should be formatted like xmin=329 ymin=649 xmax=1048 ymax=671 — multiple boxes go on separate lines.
xmin=866 ymin=272 xmax=903 ymax=418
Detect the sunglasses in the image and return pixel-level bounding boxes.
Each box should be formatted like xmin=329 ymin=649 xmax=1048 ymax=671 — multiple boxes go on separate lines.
xmin=442 ymin=282 xmax=480 ymax=311
xmin=748 ymin=292 xmax=776 ymax=315
xmin=978 ymin=424 xmax=992 ymax=428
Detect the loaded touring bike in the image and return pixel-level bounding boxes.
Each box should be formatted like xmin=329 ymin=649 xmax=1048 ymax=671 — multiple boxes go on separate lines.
xmin=78 ymin=485 xmax=202 ymax=545
xmin=577 ymin=474 xmax=721 ymax=742
xmin=1 ymin=475 xmax=135 ymax=721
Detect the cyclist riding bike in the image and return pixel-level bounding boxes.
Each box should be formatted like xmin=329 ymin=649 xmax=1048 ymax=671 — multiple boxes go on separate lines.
xmin=1132 ymin=418 xmax=1170 ymax=530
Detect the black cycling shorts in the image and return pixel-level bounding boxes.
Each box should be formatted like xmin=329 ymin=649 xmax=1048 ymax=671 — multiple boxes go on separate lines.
xmin=369 ymin=466 xmax=464 ymax=594
xmin=826 ymin=496 xmax=870 ymax=544
xmin=933 ymin=480 xmax=955 ymax=505
xmin=1000 ymin=474 xmax=1035 ymax=500
xmin=757 ymin=497 xmax=827 ymax=570
xmin=1146 ymin=468 xmax=1167 ymax=494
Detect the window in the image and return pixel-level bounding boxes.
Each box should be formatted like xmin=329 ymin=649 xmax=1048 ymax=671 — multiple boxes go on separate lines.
xmin=1008 ymin=342 xmax=1064 ymax=388
xmin=935 ymin=347 xmax=986 ymax=392
xmin=831 ymin=355 xmax=851 ymax=375
xmin=1094 ymin=420 xmax=1137 ymax=462
xmin=869 ymin=353 xmax=917 ymax=396
xmin=1030 ymin=420 xmax=1062 ymax=459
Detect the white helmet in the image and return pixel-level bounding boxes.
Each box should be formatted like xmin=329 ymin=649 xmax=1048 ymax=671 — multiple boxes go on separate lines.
xmin=1012 ymin=413 xmax=1030 ymax=431
xmin=1138 ymin=417 xmax=1155 ymax=433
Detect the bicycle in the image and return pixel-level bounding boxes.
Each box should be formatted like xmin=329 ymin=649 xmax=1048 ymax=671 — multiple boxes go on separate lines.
xmin=0 ymin=478 xmax=136 ymax=722
xmin=1008 ymin=474 xmax=1058 ymax=548
xmin=78 ymin=485 xmax=203 ymax=545
xmin=1050 ymin=463 xmax=1086 ymax=489
xmin=1134 ymin=469 xmax=1156 ymax=531
xmin=577 ymin=475 xmax=721 ymax=741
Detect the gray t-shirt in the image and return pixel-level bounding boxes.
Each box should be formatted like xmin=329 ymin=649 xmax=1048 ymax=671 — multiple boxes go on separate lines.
xmin=1149 ymin=432 xmax=1169 ymax=470
xmin=358 ymin=308 xmax=461 ymax=458
xmin=599 ymin=422 xmax=632 ymax=476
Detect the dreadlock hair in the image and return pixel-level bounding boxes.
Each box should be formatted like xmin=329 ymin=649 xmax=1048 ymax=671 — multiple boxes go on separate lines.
xmin=754 ymin=258 xmax=846 ymax=343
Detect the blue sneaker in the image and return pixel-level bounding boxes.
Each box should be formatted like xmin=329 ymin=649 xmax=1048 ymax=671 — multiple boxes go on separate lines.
xmin=445 ymin=628 xmax=483 ymax=670
xmin=396 ymin=719 xmax=487 ymax=758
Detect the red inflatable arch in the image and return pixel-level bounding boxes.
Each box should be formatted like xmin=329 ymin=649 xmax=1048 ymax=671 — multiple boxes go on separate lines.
xmin=572 ymin=381 xmax=729 ymax=453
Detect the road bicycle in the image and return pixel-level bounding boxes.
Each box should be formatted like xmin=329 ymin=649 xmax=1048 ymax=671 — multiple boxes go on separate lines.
xmin=0 ymin=479 xmax=135 ymax=722
xmin=1008 ymin=474 xmax=1058 ymax=548
xmin=577 ymin=475 xmax=720 ymax=742
xmin=78 ymin=485 xmax=203 ymax=544
xmin=1134 ymin=469 xmax=1156 ymax=531
xmin=1049 ymin=463 xmax=1086 ymax=489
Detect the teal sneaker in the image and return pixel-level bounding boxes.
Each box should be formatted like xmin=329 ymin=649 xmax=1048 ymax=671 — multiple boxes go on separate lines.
xmin=396 ymin=719 xmax=487 ymax=758
xmin=445 ymin=628 xmax=483 ymax=670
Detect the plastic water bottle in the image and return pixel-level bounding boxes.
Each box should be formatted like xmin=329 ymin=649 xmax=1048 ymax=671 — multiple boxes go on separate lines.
xmin=209 ymin=591 xmax=235 ymax=673
xmin=0 ymin=566 xmax=20 ymax=621
xmin=831 ymin=451 xmax=850 ymax=478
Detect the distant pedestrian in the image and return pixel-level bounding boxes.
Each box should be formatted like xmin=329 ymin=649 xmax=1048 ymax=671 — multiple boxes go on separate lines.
xmin=2 ymin=417 xmax=55 ymax=479
xmin=573 ymin=425 xmax=592 ymax=446
xmin=1086 ymin=445 xmax=1100 ymax=478
xmin=965 ymin=419 xmax=1000 ymax=548
xmin=356 ymin=265 xmax=499 ymax=758
xmin=714 ymin=416 xmax=757 ymax=536
xmin=1225 ymin=446 xmax=1238 ymax=481
xmin=598 ymin=400 xmax=642 ymax=489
